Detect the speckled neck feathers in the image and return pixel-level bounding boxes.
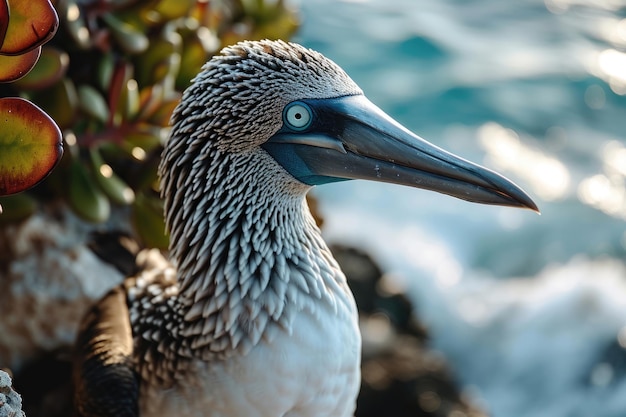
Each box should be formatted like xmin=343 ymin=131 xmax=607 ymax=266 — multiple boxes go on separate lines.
xmin=164 ymin=149 xmax=348 ymax=358
xmin=151 ymin=40 xmax=360 ymax=366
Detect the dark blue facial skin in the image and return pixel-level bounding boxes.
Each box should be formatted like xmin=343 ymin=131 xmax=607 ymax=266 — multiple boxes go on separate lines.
xmin=263 ymin=98 xmax=352 ymax=185
xmin=262 ymin=95 xmax=538 ymax=211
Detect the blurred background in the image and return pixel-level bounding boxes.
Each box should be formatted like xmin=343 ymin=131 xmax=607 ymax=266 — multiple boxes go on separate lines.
xmin=293 ymin=0 xmax=626 ymax=416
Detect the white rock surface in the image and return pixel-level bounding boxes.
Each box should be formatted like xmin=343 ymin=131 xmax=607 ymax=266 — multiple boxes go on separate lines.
xmin=0 ymin=370 xmax=25 ymax=417
xmin=0 ymin=208 xmax=125 ymax=371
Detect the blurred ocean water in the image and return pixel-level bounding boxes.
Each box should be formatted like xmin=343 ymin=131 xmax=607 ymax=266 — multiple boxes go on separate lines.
xmin=292 ymin=0 xmax=626 ymax=416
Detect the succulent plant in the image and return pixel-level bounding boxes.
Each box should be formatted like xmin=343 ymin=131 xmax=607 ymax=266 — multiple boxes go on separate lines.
xmin=0 ymin=0 xmax=300 ymax=247
xmin=0 ymin=0 xmax=63 ymax=199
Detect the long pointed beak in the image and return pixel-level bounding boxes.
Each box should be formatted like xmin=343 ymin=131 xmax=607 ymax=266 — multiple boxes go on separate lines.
xmin=263 ymin=94 xmax=538 ymax=211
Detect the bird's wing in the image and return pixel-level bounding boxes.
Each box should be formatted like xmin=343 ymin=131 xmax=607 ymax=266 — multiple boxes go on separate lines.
xmin=73 ymin=284 xmax=139 ymax=417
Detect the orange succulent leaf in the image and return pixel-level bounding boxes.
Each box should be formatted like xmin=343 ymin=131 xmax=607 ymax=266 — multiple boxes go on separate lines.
xmin=0 ymin=46 xmax=40 ymax=82
xmin=12 ymin=46 xmax=69 ymax=90
xmin=0 ymin=0 xmax=59 ymax=55
xmin=0 ymin=97 xmax=63 ymax=195
xmin=0 ymin=0 xmax=8 ymax=49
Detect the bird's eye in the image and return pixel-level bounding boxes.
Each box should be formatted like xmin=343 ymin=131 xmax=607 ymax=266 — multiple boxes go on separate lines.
xmin=284 ymin=102 xmax=312 ymax=131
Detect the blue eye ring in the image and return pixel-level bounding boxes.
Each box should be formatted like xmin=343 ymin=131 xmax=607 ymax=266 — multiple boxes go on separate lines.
xmin=283 ymin=101 xmax=313 ymax=131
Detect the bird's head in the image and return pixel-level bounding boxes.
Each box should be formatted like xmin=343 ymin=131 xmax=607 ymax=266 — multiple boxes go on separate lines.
xmin=162 ymin=39 xmax=538 ymax=211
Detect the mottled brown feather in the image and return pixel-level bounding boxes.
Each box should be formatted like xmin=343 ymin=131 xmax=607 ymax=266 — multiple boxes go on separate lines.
xmin=73 ymin=285 xmax=139 ymax=417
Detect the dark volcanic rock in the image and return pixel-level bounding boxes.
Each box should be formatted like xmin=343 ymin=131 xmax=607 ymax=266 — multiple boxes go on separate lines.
xmin=331 ymin=244 xmax=487 ymax=417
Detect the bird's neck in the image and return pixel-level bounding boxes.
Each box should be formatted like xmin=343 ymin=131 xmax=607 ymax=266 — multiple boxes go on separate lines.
xmin=165 ymin=149 xmax=353 ymax=358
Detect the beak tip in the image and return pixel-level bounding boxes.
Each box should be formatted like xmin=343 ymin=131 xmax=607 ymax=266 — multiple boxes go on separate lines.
xmin=525 ymin=203 xmax=541 ymax=214
xmin=513 ymin=192 xmax=540 ymax=213
xmin=530 ymin=203 xmax=541 ymax=215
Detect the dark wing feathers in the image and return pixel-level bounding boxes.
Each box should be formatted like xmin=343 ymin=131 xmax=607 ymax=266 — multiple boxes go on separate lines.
xmin=73 ymin=285 xmax=139 ymax=417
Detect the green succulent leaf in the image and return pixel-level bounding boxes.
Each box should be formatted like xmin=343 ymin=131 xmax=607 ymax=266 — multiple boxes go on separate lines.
xmin=0 ymin=193 xmax=37 ymax=224
xmin=78 ymin=85 xmax=110 ymax=123
xmin=102 ymin=12 xmax=149 ymax=55
xmin=0 ymin=97 xmax=63 ymax=196
xmin=12 ymin=47 xmax=69 ymax=90
xmin=135 ymin=31 xmax=181 ymax=87
xmin=62 ymin=0 xmax=90 ymax=49
xmin=135 ymin=84 xmax=165 ymax=121
xmin=124 ymin=128 xmax=163 ymax=152
xmin=97 ymin=53 xmax=116 ymax=92
xmin=123 ymin=78 xmax=140 ymax=122
xmin=128 ymin=150 xmax=160 ymax=192
xmin=0 ymin=0 xmax=59 ymax=55
xmin=33 ymin=78 xmax=79 ymax=129
xmin=176 ymin=29 xmax=212 ymax=90
xmin=67 ymin=159 xmax=110 ymax=223
xmin=0 ymin=46 xmax=41 ymax=83
xmin=148 ymin=94 xmax=181 ymax=127
xmin=132 ymin=192 xmax=168 ymax=249
xmin=90 ymin=147 xmax=135 ymax=205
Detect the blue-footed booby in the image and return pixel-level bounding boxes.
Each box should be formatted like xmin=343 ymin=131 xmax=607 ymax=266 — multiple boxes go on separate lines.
xmin=73 ymin=39 xmax=537 ymax=417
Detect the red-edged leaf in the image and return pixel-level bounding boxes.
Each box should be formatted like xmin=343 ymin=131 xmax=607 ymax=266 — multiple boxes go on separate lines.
xmin=0 ymin=0 xmax=9 ymax=49
xmin=0 ymin=0 xmax=59 ymax=55
xmin=0 ymin=46 xmax=40 ymax=82
xmin=135 ymin=84 xmax=164 ymax=121
xmin=107 ymin=61 xmax=133 ymax=125
xmin=0 ymin=97 xmax=63 ymax=195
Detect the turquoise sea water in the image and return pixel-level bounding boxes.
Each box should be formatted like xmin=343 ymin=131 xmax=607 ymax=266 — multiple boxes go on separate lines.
xmin=293 ymin=1 xmax=626 ymax=416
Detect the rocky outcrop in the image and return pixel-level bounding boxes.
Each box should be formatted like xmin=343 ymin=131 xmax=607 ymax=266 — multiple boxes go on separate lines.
xmin=0 ymin=208 xmax=125 ymax=373
xmin=0 ymin=370 xmax=25 ymax=417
